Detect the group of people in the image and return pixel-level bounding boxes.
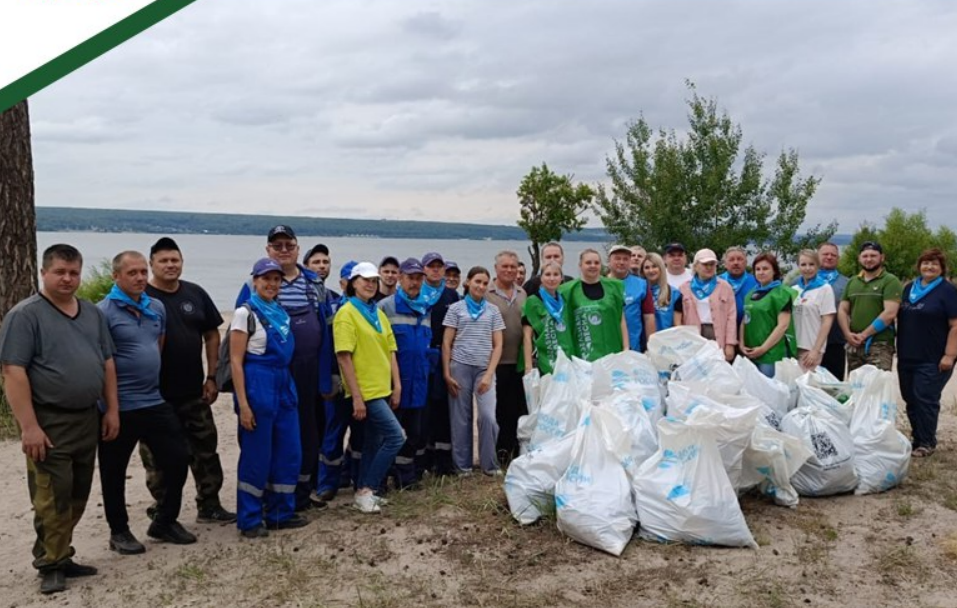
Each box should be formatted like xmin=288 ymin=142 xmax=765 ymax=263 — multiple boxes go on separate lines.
xmin=2 ymin=227 xmax=955 ymax=595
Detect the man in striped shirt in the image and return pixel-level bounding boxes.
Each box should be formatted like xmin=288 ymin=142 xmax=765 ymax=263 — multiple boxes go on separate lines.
xmin=236 ymin=225 xmax=334 ymax=512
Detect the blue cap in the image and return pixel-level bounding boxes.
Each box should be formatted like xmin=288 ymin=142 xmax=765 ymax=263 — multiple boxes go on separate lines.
xmin=340 ymin=260 xmax=358 ymax=280
xmin=399 ymin=258 xmax=425 ymax=275
xmin=421 ymin=251 xmax=444 ymax=266
xmin=251 ymin=257 xmax=283 ymax=277
xmin=444 ymin=260 xmax=460 ymax=272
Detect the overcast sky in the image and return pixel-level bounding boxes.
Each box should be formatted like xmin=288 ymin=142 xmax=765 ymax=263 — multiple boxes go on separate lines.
xmin=29 ymin=0 xmax=957 ymax=232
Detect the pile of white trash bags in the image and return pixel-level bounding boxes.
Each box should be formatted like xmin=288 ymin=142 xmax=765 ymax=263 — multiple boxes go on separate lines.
xmin=504 ymin=326 xmax=912 ymax=556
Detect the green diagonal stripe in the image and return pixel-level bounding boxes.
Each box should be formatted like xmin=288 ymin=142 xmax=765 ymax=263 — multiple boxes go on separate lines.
xmin=0 ymin=0 xmax=198 ymax=112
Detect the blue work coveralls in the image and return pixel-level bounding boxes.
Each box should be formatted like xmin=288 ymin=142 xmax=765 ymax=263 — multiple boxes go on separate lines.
xmin=236 ymin=306 xmax=300 ymax=531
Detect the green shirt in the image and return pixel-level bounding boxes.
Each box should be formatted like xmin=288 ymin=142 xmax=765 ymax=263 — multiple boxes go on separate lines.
xmin=560 ymin=278 xmax=625 ymax=362
xmin=522 ymin=295 xmax=575 ymax=375
xmin=842 ymin=269 xmax=902 ymax=344
xmin=743 ymin=285 xmax=796 ymax=364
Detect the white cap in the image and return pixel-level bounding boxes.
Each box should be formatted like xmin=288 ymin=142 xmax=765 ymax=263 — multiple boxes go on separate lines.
xmin=608 ymin=244 xmax=632 ymax=256
xmin=693 ymin=248 xmax=718 ymax=264
xmin=349 ymin=261 xmax=380 ymax=280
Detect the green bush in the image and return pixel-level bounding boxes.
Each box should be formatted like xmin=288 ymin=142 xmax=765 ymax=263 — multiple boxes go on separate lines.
xmin=77 ymin=259 xmax=114 ymax=303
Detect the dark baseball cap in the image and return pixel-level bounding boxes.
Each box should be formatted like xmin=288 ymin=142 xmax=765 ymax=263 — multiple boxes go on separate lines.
xmin=421 ymin=251 xmax=444 ymax=266
xmin=445 ymin=260 xmax=460 ymax=272
xmin=860 ymin=240 xmax=883 ymax=254
xmin=267 ymin=224 xmax=296 ymax=241
xmin=664 ymin=242 xmax=686 ymax=254
xmin=399 ymin=258 xmax=425 ymax=275
xmin=251 ymin=257 xmax=283 ymax=277
xmin=379 ymin=255 xmax=400 ymax=268
xmin=150 ymin=237 xmax=180 ymax=257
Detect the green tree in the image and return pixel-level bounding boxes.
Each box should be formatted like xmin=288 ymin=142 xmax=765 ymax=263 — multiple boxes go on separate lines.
xmin=838 ymin=208 xmax=957 ymax=282
xmin=77 ymin=260 xmax=114 ymax=303
xmin=517 ymin=163 xmax=595 ymax=276
xmin=594 ymin=81 xmax=835 ymax=261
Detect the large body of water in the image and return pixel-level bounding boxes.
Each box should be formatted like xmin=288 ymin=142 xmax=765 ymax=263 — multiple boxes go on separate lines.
xmin=38 ymin=232 xmax=600 ymax=310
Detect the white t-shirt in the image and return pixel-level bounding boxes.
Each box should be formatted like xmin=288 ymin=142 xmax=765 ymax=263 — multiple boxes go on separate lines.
xmin=693 ymin=295 xmax=713 ymax=324
xmin=667 ymin=268 xmax=694 ymax=290
xmin=230 ymin=306 xmax=268 ymax=355
xmin=791 ymin=284 xmax=836 ymax=352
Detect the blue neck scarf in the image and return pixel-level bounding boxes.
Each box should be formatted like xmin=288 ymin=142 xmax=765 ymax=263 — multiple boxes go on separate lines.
xmin=753 ymin=280 xmax=782 ymax=295
xmin=421 ymin=279 xmax=445 ymax=309
xmin=539 ymin=288 xmax=565 ymax=325
xmin=106 ymin=284 xmax=158 ymax=319
xmin=349 ymin=297 xmax=382 ymax=333
xmin=797 ymin=275 xmax=827 ymax=297
xmin=909 ymin=277 xmax=943 ymax=304
xmin=819 ymin=269 xmax=840 ymax=285
xmin=720 ymin=272 xmax=750 ymax=295
xmin=248 ymin=293 xmax=291 ymax=341
xmin=465 ymin=294 xmax=486 ymax=321
xmin=397 ymin=287 xmax=429 ymax=316
xmin=690 ymin=275 xmax=717 ymax=300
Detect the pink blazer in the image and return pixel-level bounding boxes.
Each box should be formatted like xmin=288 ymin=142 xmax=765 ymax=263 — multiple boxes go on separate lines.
xmin=679 ymin=279 xmax=739 ymax=348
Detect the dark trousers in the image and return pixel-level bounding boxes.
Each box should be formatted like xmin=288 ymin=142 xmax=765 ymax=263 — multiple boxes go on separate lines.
xmin=28 ymin=405 xmax=98 ymax=572
xmin=394 ymin=407 xmax=425 ymax=487
xmin=899 ymin=363 xmax=953 ymax=450
xmin=820 ymin=343 xmax=847 ymax=380
xmin=99 ymin=404 xmax=189 ymax=534
xmin=426 ymin=370 xmax=455 ymax=475
xmin=495 ymin=363 xmax=527 ymax=463
xmin=289 ymin=355 xmax=323 ymax=510
xmin=140 ymin=397 xmax=226 ymax=511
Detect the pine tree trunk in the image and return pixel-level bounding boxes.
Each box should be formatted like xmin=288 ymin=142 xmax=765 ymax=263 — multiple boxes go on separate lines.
xmin=0 ymin=100 xmax=38 ymax=324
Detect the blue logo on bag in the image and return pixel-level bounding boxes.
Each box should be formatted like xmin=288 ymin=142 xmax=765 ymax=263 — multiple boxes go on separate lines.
xmin=667 ymin=485 xmax=690 ymax=501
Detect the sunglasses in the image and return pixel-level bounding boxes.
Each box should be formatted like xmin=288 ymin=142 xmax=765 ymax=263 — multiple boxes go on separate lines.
xmin=269 ymin=242 xmax=298 ymax=252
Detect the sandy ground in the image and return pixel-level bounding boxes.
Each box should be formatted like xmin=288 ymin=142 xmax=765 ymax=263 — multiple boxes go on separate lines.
xmin=1 ymin=373 xmax=957 ymax=607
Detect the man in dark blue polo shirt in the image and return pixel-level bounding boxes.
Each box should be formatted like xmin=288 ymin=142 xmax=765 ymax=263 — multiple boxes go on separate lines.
xmin=97 ymin=251 xmax=194 ymax=554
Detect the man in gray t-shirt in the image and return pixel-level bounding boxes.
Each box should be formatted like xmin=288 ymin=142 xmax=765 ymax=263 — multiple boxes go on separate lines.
xmin=0 ymin=244 xmax=119 ymax=595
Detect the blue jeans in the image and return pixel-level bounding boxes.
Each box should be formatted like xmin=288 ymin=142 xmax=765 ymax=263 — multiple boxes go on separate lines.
xmin=899 ymin=363 xmax=953 ymax=449
xmin=756 ymin=362 xmax=776 ymax=379
xmin=356 ymin=399 xmax=405 ymax=491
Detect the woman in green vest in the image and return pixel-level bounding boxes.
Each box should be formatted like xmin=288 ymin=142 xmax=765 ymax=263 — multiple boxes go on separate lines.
xmin=522 ymin=261 xmax=575 ymax=375
xmin=740 ymin=252 xmax=797 ymax=378
xmin=559 ymin=249 xmax=629 ymax=362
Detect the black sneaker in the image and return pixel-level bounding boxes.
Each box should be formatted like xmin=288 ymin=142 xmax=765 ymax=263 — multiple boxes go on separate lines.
xmin=240 ymin=525 xmax=269 ymax=539
xmin=265 ymin=514 xmax=309 ymax=530
xmin=39 ymin=570 xmax=66 ymax=595
xmin=308 ymin=493 xmax=330 ymax=509
xmin=196 ymin=506 xmax=237 ymax=524
xmin=109 ymin=531 xmax=146 ymax=555
xmin=61 ymin=559 xmax=98 ymax=577
xmin=315 ymin=489 xmax=337 ymax=502
xmin=147 ymin=521 xmax=198 ymax=545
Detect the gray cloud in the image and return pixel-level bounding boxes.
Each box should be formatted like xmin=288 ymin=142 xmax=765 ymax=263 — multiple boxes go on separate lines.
xmin=27 ymin=0 xmax=957 ymax=232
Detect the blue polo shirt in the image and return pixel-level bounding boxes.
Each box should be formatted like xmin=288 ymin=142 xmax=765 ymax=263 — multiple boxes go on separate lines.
xmin=97 ymin=297 xmax=166 ymax=411
xmin=897 ymin=280 xmax=957 ymax=367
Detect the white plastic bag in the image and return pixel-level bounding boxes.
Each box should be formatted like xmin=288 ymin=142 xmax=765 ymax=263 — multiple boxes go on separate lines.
xmin=774 ymin=358 xmax=803 ymax=411
xmin=780 ymin=405 xmax=858 ymax=496
xmin=633 ymin=418 xmax=757 ymax=548
xmin=517 ymin=370 xmax=542 ymax=454
xmin=597 ymin=392 xmax=658 ymax=475
xmin=591 ymin=351 xmax=660 ymax=399
xmin=504 ymin=431 xmax=577 ymax=525
xmin=849 ymin=370 xmax=911 ymax=494
xmin=529 ymin=352 xmax=588 ymax=451
xmin=704 ymin=388 xmax=783 ymax=430
xmin=805 ymin=365 xmax=851 ymax=401
xmin=734 ymin=356 xmax=790 ymax=419
xmin=674 ymin=341 xmax=743 ymax=395
xmin=740 ymin=424 xmax=814 ymax=507
xmin=796 ymin=375 xmax=853 ymax=426
xmin=555 ymin=407 xmax=637 ymax=556
xmin=647 ymin=326 xmax=710 ymax=373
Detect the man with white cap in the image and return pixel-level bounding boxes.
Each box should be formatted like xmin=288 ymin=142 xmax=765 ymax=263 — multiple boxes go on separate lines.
xmin=607 ymin=244 xmax=656 ymax=351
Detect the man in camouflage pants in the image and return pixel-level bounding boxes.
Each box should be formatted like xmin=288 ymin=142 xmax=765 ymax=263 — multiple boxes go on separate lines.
xmin=0 ymin=244 xmax=120 ymax=594
xmin=140 ymin=238 xmax=235 ymax=523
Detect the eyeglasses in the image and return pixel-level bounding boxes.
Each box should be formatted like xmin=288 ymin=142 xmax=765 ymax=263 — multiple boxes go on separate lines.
xmin=269 ymin=242 xmax=298 ymax=252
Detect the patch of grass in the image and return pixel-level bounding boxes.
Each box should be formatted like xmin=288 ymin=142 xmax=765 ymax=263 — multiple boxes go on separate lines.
xmin=872 ymin=544 xmax=927 ymax=585
xmin=895 ymin=499 xmax=918 ymax=519
xmin=175 ymin=562 xmax=206 ymax=582
xmin=940 ymin=532 xmax=957 ymax=560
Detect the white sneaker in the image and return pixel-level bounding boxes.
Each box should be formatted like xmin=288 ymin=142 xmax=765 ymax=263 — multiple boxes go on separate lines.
xmin=353 ymin=492 xmax=381 ymax=514
xmin=373 ymin=495 xmax=390 ymax=507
